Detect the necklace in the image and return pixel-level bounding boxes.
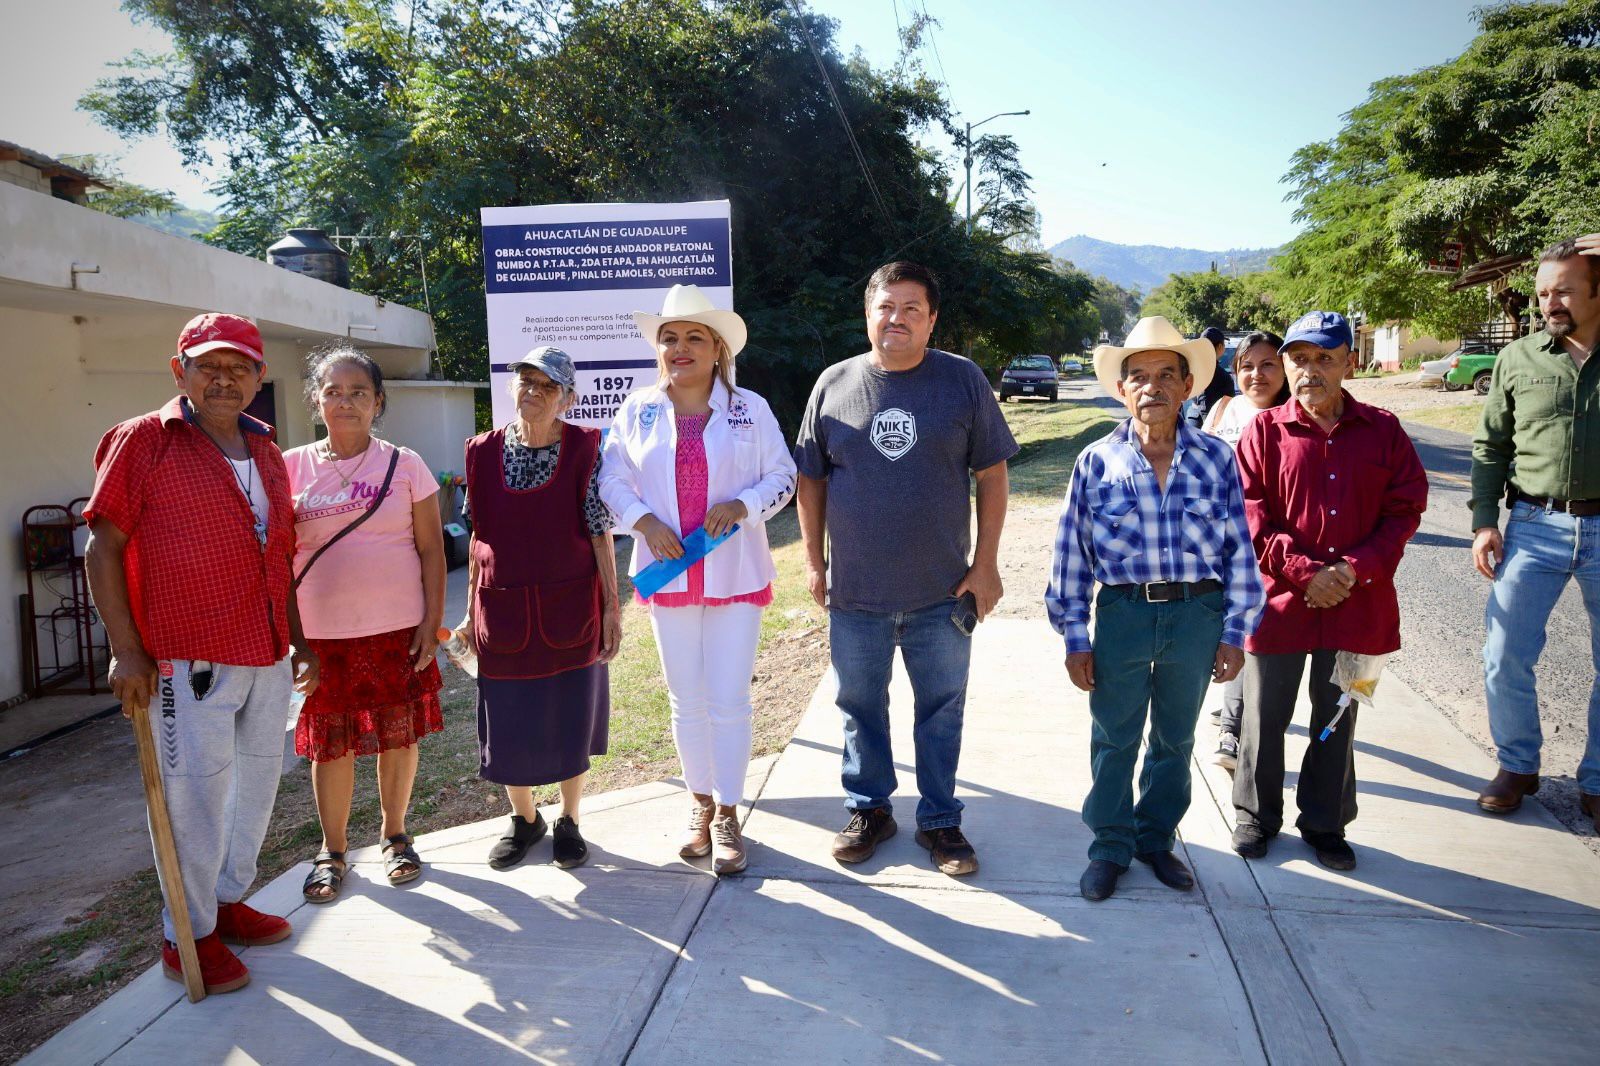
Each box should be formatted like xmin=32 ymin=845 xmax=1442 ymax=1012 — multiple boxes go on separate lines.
xmin=321 ymin=439 xmax=371 ymax=486
xmin=196 ymin=422 xmax=267 ymax=548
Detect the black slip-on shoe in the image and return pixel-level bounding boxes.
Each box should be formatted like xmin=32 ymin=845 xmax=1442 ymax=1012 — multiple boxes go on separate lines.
xmin=552 ymin=815 xmax=589 ymax=869
xmin=1079 ymin=859 xmax=1126 ymax=902
xmin=1231 ymin=823 xmax=1275 ymax=860
xmin=1301 ymin=830 xmax=1356 ymax=871
xmin=1135 ymin=849 xmax=1194 ymax=891
xmin=488 ymin=812 xmax=547 ymax=870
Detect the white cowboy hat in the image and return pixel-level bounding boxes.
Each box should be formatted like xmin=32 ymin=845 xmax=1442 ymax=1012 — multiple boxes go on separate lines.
xmin=1091 ymin=316 xmax=1217 ymax=400
xmin=632 ymin=284 xmax=748 ymax=357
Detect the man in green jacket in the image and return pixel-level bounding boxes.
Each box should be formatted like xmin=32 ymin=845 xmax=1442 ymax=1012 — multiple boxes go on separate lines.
xmin=1471 ymin=236 xmax=1600 ymax=829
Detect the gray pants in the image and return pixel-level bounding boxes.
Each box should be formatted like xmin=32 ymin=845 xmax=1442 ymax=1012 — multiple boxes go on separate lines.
xmin=1217 ymin=675 xmax=1243 ymax=737
xmin=1232 ymin=650 xmax=1358 ymax=837
xmin=147 ymin=656 xmax=291 ymax=941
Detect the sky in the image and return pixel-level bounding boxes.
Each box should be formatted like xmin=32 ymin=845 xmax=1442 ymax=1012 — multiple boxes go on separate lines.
xmin=1 ymin=0 xmax=1485 ymax=252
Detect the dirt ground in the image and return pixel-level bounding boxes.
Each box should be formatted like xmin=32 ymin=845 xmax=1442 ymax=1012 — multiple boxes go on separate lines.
xmin=1344 ymin=371 xmax=1484 ymax=413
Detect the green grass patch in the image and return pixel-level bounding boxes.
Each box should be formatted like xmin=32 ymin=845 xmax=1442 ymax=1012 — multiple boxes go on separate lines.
xmin=999 ymin=399 xmax=1122 ymax=503
xmin=1400 ymin=403 xmax=1483 ymax=436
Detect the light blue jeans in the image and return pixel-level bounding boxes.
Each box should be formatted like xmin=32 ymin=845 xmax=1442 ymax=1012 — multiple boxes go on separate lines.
xmin=1483 ymin=501 xmax=1600 ymax=795
xmin=829 ymin=599 xmax=972 ymax=830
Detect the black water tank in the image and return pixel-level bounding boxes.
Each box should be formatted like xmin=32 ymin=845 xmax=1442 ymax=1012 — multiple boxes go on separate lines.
xmin=267 ymin=228 xmax=351 ymax=288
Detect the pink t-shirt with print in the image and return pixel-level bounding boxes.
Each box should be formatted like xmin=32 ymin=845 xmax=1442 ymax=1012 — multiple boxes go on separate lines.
xmin=284 ymin=438 xmax=439 ymax=640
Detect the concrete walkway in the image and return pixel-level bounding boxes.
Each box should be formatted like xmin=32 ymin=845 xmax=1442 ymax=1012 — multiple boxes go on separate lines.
xmin=25 ymin=619 xmax=1600 ymax=1064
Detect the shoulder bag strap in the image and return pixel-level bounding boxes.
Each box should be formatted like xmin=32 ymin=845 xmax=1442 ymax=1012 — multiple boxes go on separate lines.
xmin=292 ymin=449 xmax=401 ymax=590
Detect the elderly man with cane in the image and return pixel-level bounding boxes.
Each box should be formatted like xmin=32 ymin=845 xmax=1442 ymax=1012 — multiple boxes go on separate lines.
xmin=1048 ymin=316 xmax=1263 ymax=902
xmin=84 ymin=313 xmax=318 ymax=996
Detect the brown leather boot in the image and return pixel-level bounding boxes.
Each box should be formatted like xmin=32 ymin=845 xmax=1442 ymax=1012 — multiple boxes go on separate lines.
xmin=1477 ymin=769 xmax=1540 ymax=814
xmin=1580 ymin=792 xmax=1600 ymax=833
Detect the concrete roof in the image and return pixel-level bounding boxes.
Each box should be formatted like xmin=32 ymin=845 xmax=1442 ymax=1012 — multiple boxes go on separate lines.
xmin=0 ymin=181 xmax=432 ymax=355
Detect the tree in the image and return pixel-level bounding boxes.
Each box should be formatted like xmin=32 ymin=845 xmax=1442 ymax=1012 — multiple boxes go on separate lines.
xmin=55 ymin=153 xmax=181 ymax=220
xmin=83 ymin=0 xmax=1097 ymax=426
xmin=1277 ymin=0 xmax=1600 ymax=336
xmin=1139 ymin=271 xmax=1233 ymax=334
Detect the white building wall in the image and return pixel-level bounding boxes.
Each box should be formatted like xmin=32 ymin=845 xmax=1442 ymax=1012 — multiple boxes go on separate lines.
xmin=380 ymin=382 xmax=479 ymax=481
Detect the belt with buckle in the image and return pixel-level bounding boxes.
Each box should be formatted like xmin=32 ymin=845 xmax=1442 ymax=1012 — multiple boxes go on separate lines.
xmin=1511 ymin=490 xmax=1600 ymax=517
xmin=1116 ymin=579 xmax=1224 ymax=603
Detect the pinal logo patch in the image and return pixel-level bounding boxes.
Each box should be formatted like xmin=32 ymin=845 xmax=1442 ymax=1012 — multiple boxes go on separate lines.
xmin=870 ymin=408 xmax=917 ymax=461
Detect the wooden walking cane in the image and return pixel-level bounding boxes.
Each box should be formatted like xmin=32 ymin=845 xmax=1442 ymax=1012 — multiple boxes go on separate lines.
xmin=130 ymin=698 xmax=206 ymax=1003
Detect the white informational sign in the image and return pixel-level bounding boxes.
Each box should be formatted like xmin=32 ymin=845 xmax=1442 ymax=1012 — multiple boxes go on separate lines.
xmin=480 ymin=200 xmax=734 ymax=429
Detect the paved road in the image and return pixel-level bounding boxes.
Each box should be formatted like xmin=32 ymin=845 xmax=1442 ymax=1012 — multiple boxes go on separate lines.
xmin=1395 ymin=420 xmax=1596 ymax=844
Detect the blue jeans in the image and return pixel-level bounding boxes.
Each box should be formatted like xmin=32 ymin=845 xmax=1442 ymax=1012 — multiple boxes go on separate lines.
xmin=1084 ymin=585 xmax=1223 ymax=866
xmin=1484 ymin=501 xmax=1600 ymax=794
xmin=829 ymin=598 xmax=972 ymax=830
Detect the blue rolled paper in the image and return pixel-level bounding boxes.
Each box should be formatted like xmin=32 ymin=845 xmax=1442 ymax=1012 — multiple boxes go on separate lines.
xmin=633 ymin=524 xmax=740 ymax=600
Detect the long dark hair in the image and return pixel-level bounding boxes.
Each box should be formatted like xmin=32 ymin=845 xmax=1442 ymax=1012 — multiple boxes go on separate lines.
xmin=1234 ymin=330 xmax=1289 ymax=406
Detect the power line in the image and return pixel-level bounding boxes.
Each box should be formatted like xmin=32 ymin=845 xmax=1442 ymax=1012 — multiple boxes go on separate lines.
xmin=786 ymin=0 xmax=896 ymax=229
xmin=918 ymin=0 xmax=951 ymax=95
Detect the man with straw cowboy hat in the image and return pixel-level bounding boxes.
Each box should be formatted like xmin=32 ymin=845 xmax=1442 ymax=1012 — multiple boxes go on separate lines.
xmin=1047 ymin=315 xmax=1263 ymax=902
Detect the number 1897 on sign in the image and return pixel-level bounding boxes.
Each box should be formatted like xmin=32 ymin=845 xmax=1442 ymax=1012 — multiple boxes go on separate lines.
xmin=593 ymin=375 xmax=635 ymax=392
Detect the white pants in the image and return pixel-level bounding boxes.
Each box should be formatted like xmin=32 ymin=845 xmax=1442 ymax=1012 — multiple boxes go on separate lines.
xmin=649 ymin=602 xmax=763 ymax=806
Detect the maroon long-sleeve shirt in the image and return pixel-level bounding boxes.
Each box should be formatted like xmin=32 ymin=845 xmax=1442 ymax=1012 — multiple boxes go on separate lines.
xmin=1236 ymin=393 xmax=1428 ymax=655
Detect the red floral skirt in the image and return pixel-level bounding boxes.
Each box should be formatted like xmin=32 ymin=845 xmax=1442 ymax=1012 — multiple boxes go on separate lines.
xmin=295 ymin=626 xmax=444 ymax=763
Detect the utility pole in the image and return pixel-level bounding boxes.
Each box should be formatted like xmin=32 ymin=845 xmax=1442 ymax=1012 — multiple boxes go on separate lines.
xmin=964 ymin=109 xmax=1030 ymax=238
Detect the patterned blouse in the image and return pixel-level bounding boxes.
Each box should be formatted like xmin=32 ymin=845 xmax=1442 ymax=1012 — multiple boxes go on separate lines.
xmin=463 ymin=425 xmax=610 ymax=537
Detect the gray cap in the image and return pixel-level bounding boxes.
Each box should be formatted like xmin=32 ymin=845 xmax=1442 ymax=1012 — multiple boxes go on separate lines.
xmin=506 ymin=345 xmax=576 ymax=390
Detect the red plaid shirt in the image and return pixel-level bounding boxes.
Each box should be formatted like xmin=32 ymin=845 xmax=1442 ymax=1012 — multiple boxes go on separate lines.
xmin=84 ymin=396 xmax=294 ymax=666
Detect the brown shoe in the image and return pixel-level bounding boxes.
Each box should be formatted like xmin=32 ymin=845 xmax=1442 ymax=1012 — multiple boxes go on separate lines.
xmin=1477 ymin=768 xmax=1540 ymax=814
xmin=711 ymin=814 xmax=747 ymax=876
xmin=915 ymin=826 xmax=979 ymax=877
xmin=831 ymin=807 xmax=897 ymax=864
xmin=1580 ymin=792 xmax=1600 ymax=833
xmin=679 ymin=797 xmax=715 ymax=860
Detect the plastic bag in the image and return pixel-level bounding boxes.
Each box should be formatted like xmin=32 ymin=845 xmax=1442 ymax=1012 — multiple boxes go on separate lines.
xmin=1319 ymin=651 xmax=1389 ymax=741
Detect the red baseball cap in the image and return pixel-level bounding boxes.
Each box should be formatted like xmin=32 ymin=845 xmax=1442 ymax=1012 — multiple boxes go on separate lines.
xmin=176 ymin=312 xmax=265 ymax=363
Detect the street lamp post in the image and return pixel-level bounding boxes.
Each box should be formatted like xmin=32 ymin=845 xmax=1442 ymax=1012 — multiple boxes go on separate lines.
xmin=964 ymin=109 xmax=1030 ymax=238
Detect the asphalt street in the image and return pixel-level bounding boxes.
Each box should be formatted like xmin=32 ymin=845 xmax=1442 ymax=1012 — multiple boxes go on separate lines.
xmin=1396 ymin=420 xmax=1595 ymax=844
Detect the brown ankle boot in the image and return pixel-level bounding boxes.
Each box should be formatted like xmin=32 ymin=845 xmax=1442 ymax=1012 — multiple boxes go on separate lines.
xmin=1580 ymin=792 xmax=1600 ymax=832
xmin=1477 ymin=769 xmax=1540 ymax=814
xmin=679 ymin=797 xmax=715 ymax=860
xmin=711 ymin=813 xmax=747 ymax=876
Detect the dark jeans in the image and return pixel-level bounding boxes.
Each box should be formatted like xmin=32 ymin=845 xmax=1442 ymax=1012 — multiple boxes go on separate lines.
xmin=1233 ymin=649 xmax=1358 ymax=837
xmin=1084 ymin=584 xmax=1223 ymax=866
xmin=829 ymin=598 xmax=972 ymax=830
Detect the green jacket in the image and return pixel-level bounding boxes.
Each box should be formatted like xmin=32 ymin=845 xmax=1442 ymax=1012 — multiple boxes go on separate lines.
xmin=1471 ymin=329 xmax=1600 ymax=529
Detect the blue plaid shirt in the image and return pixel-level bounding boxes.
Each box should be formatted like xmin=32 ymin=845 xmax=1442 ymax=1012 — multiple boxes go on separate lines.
xmin=1046 ymin=419 xmax=1264 ymax=655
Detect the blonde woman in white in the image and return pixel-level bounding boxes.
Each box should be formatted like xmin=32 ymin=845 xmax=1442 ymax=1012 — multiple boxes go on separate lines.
xmin=600 ymin=285 xmax=796 ymax=875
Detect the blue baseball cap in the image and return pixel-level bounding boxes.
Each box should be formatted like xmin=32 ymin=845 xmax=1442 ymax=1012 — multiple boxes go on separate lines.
xmin=507 ymin=345 xmax=577 ymax=390
xmin=1280 ymin=311 xmax=1352 ymax=353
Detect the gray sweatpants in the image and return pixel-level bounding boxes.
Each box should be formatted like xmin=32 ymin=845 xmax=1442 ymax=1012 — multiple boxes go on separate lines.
xmin=147 ymin=656 xmax=291 ymax=942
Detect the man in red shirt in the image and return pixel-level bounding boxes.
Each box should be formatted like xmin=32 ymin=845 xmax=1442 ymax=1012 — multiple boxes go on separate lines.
xmin=84 ymin=313 xmax=318 ymax=995
xmin=1231 ymin=312 xmax=1427 ymax=870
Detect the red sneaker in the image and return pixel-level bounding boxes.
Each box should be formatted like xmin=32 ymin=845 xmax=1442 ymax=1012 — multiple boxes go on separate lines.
xmin=163 ymin=932 xmax=250 ymax=995
xmin=215 ymin=901 xmax=292 ymax=946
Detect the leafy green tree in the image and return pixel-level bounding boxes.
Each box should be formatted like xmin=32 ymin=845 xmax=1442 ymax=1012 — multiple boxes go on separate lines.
xmin=1277 ymin=0 xmax=1600 ymax=336
xmin=83 ymin=0 xmax=1096 ymax=427
xmin=1139 ymin=271 xmax=1233 ymax=334
xmin=56 ymin=153 xmax=181 ymax=219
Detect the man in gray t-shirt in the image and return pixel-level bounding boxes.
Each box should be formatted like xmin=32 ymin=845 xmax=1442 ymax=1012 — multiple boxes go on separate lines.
xmin=794 ymin=261 xmax=1018 ymax=878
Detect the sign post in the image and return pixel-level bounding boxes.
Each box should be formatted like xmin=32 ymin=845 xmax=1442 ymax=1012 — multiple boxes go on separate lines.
xmin=481 ymin=201 xmax=734 ymax=429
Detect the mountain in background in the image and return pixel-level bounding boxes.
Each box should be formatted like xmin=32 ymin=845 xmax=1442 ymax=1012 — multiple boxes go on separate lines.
xmin=131 ymin=205 xmax=221 ymax=240
xmin=1048 ymin=234 xmax=1280 ymax=292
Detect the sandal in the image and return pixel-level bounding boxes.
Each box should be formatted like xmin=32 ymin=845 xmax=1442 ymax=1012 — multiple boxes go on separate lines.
xmin=383 ymin=833 xmax=423 ymax=886
xmin=302 ymin=849 xmax=346 ymax=904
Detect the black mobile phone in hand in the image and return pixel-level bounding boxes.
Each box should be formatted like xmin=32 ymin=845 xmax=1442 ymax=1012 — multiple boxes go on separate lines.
xmin=951 ymin=591 xmax=979 ymax=636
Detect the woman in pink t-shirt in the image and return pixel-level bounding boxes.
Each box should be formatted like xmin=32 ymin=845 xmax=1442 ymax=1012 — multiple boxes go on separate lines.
xmin=600 ymin=286 xmax=797 ymax=876
xmin=283 ymin=348 xmax=446 ymax=902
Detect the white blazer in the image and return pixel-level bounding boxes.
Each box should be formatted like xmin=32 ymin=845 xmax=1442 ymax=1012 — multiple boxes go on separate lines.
xmin=600 ymin=383 xmax=797 ymax=598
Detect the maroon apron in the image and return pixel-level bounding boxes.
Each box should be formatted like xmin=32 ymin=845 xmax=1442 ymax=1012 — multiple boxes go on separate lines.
xmin=465 ymin=422 xmax=602 ymax=679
